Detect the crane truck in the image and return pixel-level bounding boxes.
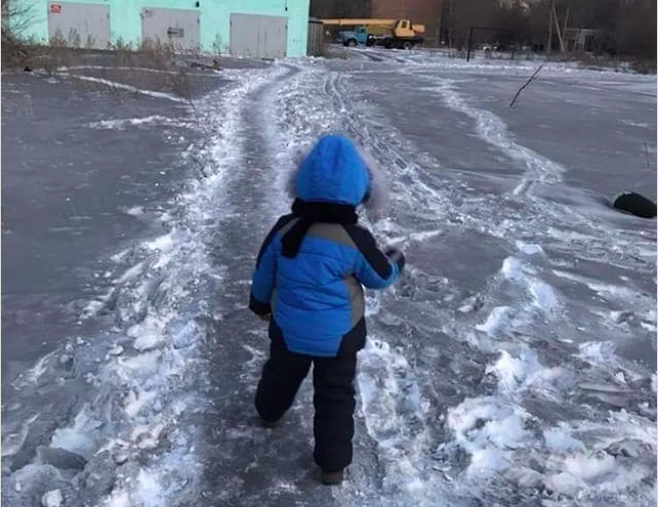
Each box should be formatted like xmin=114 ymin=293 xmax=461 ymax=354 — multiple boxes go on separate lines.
xmin=321 ymin=18 xmax=425 ymax=49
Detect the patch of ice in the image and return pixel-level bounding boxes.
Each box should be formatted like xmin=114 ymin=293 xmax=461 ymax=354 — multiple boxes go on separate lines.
xmin=123 ymin=206 xmax=145 ymax=216
xmin=131 ymin=422 xmax=166 ymax=450
xmin=144 ymin=233 xmax=175 ymax=252
xmin=61 ymin=74 xmax=186 ymax=102
xmin=433 ymin=78 xmax=565 ymax=199
xmin=116 ymin=350 xmax=162 ymax=378
xmin=543 ymin=425 xmax=586 ymax=453
xmin=486 ymin=348 xmax=552 ymax=393
xmin=110 ymin=248 xmax=131 ymax=263
xmin=124 ymin=388 xmax=158 ymax=418
xmin=116 ymin=262 xmax=144 ymax=284
xmin=578 ymin=341 xmax=616 ymax=363
xmin=13 ymin=350 xmax=59 ymax=387
xmin=620 ymin=119 xmax=654 ymax=129
xmin=475 ymin=306 xmax=517 ymax=336
xmin=528 ymin=278 xmax=560 ymax=310
xmin=447 ymin=396 xmax=531 ymax=477
xmin=358 ymin=337 xmax=427 ymax=445
xmin=501 ymin=256 xmax=527 ymax=281
xmin=132 ymin=469 xmax=165 ymax=507
xmin=502 ymin=257 xmax=560 ymax=311
xmin=41 ymin=489 xmax=63 ymax=507
xmin=2 ymin=413 xmax=40 ymax=457
xmin=50 ymin=405 xmax=101 ymax=459
xmin=515 ymin=240 xmax=543 ymax=255
xmin=410 ymin=229 xmax=444 ymax=242
xmin=104 ymin=489 xmax=130 ymax=507
xmin=552 ymin=269 xmax=639 ymax=300
xmin=88 ymin=116 xmax=180 ymax=130
xmin=129 ymin=316 xmax=165 ymax=352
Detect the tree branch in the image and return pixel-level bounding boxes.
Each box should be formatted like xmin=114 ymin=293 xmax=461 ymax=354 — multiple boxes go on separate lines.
xmin=509 ymin=64 xmax=543 ymax=108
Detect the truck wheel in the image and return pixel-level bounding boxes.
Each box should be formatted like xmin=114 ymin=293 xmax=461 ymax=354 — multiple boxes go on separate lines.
xmin=402 ymin=41 xmax=412 ymax=50
xmin=345 ymin=39 xmax=357 ymax=47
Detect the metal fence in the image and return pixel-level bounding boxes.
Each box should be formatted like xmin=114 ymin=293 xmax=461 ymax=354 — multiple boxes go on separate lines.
xmin=307 ymin=18 xmax=323 ymax=57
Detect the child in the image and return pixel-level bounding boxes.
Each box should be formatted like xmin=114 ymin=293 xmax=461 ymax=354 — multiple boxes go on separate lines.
xmin=249 ymin=134 xmax=405 ymax=485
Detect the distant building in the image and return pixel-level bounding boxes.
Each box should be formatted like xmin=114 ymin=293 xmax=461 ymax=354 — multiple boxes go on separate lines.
xmin=564 ymin=28 xmax=603 ymax=53
xmin=12 ymin=0 xmax=311 ymax=58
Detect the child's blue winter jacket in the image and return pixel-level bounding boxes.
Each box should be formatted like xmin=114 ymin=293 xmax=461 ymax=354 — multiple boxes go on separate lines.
xmin=249 ymin=135 xmax=403 ymax=357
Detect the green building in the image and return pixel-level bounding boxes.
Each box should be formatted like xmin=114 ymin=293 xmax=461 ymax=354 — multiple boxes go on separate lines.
xmin=11 ymin=0 xmax=310 ymax=57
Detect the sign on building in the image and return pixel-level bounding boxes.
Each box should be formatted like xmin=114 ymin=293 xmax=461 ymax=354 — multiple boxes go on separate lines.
xmin=141 ymin=7 xmax=200 ymax=51
xmin=47 ymin=2 xmax=110 ymax=49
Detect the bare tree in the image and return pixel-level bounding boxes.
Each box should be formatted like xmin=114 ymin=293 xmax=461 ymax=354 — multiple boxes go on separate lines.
xmin=2 ymin=0 xmax=38 ymax=66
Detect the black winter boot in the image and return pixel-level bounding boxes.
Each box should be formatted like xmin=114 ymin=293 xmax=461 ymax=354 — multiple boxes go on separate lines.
xmin=320 ymin=469 xmax=344 ymax=485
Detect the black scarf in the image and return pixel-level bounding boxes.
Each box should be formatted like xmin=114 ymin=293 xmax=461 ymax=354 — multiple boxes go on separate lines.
xmin=282 ymin=199 xmax=358 ymax=258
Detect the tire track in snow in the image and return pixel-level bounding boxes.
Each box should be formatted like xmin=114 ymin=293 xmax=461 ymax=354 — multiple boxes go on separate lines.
xmin=432 ymin=78 xmax=565 ymax=199
xmin=319 ymin=68 xmax=460 ymax=506
xmin=325 ymin=67 xmax=563 ymax=507
xmin=268 ymin=63 xmax=446 ymax=505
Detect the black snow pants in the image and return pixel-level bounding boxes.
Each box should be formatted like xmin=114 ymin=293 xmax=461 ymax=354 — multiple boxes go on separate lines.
xmin=255 ymin=319 xmax=366 ymax=473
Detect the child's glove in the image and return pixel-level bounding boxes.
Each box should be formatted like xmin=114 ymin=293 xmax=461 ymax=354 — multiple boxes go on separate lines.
xmin=385 ymin=248 xmax=406 ymax=272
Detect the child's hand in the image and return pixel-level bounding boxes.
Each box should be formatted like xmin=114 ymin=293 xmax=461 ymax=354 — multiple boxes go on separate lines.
xmin=258 ymin=313 xmax=271 ymax=322
xmin=385 ymin=248 xmax=406 ymax=272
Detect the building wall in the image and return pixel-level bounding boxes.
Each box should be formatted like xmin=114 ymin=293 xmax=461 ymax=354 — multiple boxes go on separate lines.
xmin=309 ymin=0 xmax=370 ymax=19
xmin=15 ymin=0 xmax=310 ymax=56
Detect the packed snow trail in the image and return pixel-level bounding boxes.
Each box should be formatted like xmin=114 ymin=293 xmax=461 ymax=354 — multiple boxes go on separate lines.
xmin=195 ymin=63 xmax=345 ymax=506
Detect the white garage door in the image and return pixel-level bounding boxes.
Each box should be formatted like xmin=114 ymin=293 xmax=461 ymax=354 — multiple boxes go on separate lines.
xmin=48 ymin=2 xmax=110 ymax=49
xmin=230 ymin=13 xmax=287 ymax=59
xmin=141 ymin=7 xmax=199 ymax=51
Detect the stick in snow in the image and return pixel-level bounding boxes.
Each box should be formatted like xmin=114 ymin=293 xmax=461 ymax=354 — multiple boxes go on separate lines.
xmin=509 ymin=65 xmax=544 ymax=108
xmin=644 ymin=142 xmax=652 ymax=169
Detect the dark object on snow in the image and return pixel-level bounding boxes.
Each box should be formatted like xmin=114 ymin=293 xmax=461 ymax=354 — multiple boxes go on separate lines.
xmin=37 ymin=446 xmax=87 ymax=470
xmin=320 ymin=469 xmax=345 ymax=485
xmin=190 ymin=59 xmax=221 ymax=71
xmin=612 ymin=192 xmax=657 ymax=218
xmin=23 ymin=66 xmax=32 ymax=72
xmin=509 ymin=65 xmax=543 ymax=108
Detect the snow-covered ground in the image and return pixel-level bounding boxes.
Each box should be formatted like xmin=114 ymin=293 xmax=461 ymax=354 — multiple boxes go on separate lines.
xmin=2 ymin=51 xmax=656 ymax=507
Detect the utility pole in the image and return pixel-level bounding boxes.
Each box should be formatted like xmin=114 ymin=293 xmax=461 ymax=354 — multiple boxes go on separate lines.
xmin=562 ymin=5 xmax=570 ymax=51
xmin=553 ymin=2 xmax=566 ymax=54
xmin=447 ymin=0 xmax=453 ymax=47
xmin=467 ymin=25 xmax=474 ymax=61
xmin=546 ymin=0 xmax=554 ymax=54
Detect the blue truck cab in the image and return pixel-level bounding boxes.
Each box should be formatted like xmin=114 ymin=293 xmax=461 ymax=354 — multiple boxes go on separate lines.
xmin=337 ymin=26 xmax=370 ymax=47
